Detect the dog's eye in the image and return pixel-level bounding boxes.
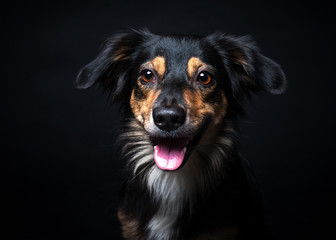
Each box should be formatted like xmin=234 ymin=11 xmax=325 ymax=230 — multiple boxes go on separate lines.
xmin=197 ymin=71 xmax=213 ymax=85
xmin=140 ymin=70 xmax=155 ymax=83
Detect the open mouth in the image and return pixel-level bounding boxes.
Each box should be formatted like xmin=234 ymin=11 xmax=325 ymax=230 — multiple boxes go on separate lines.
xmin=149 ymin=116 xmax=211 ymax=171
xmin=151 ymin=137 xmax=189 ymax=171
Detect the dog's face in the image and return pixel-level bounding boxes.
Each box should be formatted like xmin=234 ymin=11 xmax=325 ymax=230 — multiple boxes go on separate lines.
xmin=127 ymin=37 xmax=231 ymax=170
xmin=76 ymin=29 xmax=286 ymax=171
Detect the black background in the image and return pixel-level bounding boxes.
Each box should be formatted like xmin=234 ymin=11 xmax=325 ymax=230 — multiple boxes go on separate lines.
xmin=2 ymin=1 xmax=335 ymax=239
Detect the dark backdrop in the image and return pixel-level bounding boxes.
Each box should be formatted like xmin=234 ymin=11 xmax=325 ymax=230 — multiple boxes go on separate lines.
xmin=2 ymin=1 xmax=335 ymax=239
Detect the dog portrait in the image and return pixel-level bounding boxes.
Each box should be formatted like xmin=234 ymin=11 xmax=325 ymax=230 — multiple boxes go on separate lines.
xmin=76 ymin=29 xmax=286 ymax=240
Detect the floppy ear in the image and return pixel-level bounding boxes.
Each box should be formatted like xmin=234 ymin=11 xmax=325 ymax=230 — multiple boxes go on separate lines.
xmin=206 ymin=32 xmax=286 ymax=98
xmin=76 ymin=29 xmax=152 ymax=102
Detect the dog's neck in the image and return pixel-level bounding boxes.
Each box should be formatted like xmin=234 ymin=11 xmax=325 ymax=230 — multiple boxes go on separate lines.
xmin=120 ymin=117 xmax=236 ymax=239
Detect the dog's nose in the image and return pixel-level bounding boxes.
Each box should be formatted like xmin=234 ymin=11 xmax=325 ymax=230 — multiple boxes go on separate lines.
xmin=153 ymin=106 xmax=186 ymax=131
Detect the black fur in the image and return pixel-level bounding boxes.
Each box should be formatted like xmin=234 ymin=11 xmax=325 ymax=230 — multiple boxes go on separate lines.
xmin=76 ymin=29 xmax=286 ymax=240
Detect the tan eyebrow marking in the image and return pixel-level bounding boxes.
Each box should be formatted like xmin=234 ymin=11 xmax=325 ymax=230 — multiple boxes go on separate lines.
xmin=187 ymin=57 xmax=207 ymax=78
xmin=142 ymin=56 xmax=166 ymax=78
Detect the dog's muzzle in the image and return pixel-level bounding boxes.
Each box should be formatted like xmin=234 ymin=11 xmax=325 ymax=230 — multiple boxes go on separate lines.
xmin=151 ymin=106 xmax=188 ymax=171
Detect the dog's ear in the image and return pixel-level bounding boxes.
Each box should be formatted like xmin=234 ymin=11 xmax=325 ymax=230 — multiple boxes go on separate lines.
xmin=206 ymin=32 xmax=286 ymax=98
xmin=76 ymin=29 xmax=152 ymax=102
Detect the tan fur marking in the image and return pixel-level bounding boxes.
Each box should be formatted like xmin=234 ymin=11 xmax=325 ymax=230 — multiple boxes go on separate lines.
xmin=185 ymin=57 xmax=228 ymax=125
xmin=130 ymin=88 xmax=161 ymax=127
xmin=147 ymin=56 xmax=166 ymax=77
xmin=184 ymin=88 xmax=228 ymax=129
xmin=184 ymin=88 xmax=206 ymax=127
xmin=187 ymin=57 xmax=205 ymax=78
xmin=117 ymin=208 xmax=143 ymax=240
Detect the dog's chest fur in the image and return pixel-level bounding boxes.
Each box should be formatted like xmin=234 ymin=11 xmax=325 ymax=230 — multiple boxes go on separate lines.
xmin=118 ymin=119 xmax=237 ymax=240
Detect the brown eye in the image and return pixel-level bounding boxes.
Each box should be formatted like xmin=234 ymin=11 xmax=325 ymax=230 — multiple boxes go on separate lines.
xmin=140 ymin=70 xmax=154 ymax=83
xmin=197 ymin=71 xmax=213 ymax=85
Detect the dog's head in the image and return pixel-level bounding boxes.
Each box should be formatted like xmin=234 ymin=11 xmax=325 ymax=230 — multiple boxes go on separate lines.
xmin=77 ymin=29 xmax=286 ymax=171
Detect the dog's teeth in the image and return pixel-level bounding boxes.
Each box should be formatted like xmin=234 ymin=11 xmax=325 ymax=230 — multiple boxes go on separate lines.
xmin=184 ymin=147 xmax=187 ymax=154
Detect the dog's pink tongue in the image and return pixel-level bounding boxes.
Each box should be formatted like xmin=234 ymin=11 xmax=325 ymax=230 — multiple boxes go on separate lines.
xmin=154 ymin=139 xmax=186 ymax=171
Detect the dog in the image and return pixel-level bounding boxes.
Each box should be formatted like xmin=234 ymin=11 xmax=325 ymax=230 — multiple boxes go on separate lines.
xmin=76 ymin=29 xmax=286 ymax=240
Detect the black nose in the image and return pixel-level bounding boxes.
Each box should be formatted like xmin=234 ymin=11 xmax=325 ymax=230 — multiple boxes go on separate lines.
xmin=153 ymin=106 xmax=186 ymax=131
